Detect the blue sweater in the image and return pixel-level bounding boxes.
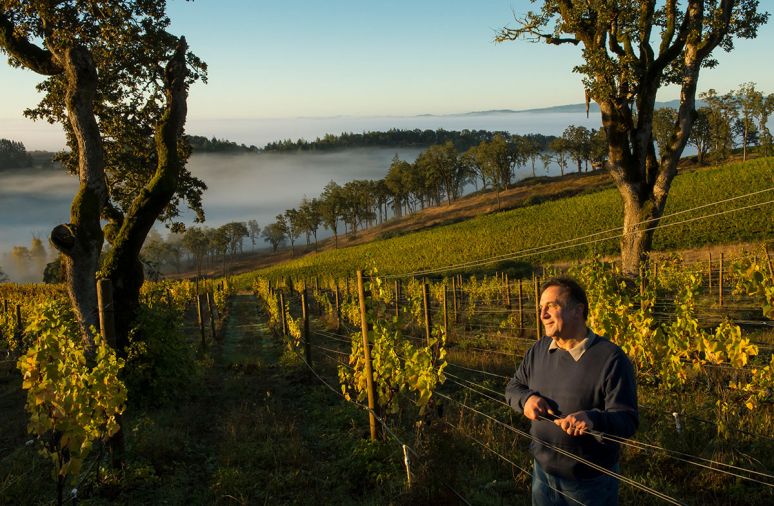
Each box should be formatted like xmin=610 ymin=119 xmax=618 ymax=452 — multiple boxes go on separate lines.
xmin=505 ymin=334 xmax=638 ymax=479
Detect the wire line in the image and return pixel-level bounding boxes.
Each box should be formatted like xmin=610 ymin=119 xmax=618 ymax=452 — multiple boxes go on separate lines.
xmin=386 ymin=192 xmax=774 ymax=277
xmin=436 ymin=391 xmax=685 ymax=505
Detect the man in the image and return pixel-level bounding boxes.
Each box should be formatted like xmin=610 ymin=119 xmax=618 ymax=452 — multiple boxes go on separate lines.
xmin=506 ymin=277 xmax=638 ymax=505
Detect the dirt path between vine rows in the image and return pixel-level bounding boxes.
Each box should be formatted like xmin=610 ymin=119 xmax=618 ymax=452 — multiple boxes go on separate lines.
xmin=159 ymin=292 xmax=395 ymax=505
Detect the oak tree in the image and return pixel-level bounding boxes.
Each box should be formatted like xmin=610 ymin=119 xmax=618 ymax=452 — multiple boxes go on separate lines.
xmin=261 ymin=222 xmax=287 ymax=253
xmin=498 ymin=1 xmax=768 ymax=275
xmin=701 ymin=88 xmax=738 ymax=159
xmin=1 ymin=2 xmax=206 ymax=346
xmin=320 ymin=181 xmax=344 ymax=247
xmin=735 ymin=82 xmax=762 ymax=160
xmin=688 ymin=106 xmax=713 ymax=163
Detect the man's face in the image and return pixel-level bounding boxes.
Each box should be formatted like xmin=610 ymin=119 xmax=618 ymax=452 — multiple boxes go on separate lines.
xmin=539 ymin=285 xmax=585 ymax=340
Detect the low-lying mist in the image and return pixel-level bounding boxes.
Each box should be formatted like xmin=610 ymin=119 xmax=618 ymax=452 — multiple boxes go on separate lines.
xmin=178 ymin=147 xmax=425 ymax=227
xmin=0 ymin=147 xmax=423 ymax=281
xmin=0 ymin=168 xmax=77 ymax=282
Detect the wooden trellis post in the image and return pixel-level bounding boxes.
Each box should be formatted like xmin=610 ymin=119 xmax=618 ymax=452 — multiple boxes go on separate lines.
xmin=97 ymin=279 xmax=116 ymax=348
xmin=335 ymin=282 xmax=342 ymax=332
xmin=451 ymin=276 xmax=458 ymax=323
xmin=518 ymin=278 xmax=524 ymax=337
xmin=534 ymin=275 xmax=541 ymax=340
xmin=301 ymin=288 xmax=311 ymax=367
xmin=442 ymin=285 xmax=448 ymax=356
xmin=197 ymin=294 xmax=207 ymax=348
xmin=13 ymin=304 xmax=22 ymax=346
xmin=458 ymin=275 xmax=465 ymax=327
xmin=279 ymin=291 xmax=288 ymax=337
xmin=207 ymin=292 xmax=217 ymax=340
xmin=708 ymin=252 xmax=713 ymax=292
xmin=15 ymin=303 xmax=22 ymax=331
xmin=403 ymin=445 xmax=413 ymax=488
xmin=505 ymin=273 xmax=512 ymax=310
xmin=719 ymin=252 xmax=724 ymax=307
xmin=423 ymin=283 xmax=432 ymax=346
xmin=356 ymin=270 xmax=378 ymax=441
xmin=394 ymin=279 xmax=401 ymax=320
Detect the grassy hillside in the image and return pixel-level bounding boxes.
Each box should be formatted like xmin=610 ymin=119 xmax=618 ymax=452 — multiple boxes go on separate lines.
xmin=249 ymin=157 xmax=774 ymax=281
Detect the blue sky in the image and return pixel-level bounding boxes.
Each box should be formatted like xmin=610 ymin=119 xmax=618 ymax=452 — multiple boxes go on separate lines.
xmin=2 ymin=0 xmax=773 ymax=148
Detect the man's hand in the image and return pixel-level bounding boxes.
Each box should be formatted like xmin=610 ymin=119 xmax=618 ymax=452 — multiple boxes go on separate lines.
xmin=523 ymin=394 xmax=555 ymax=420
xmin=554 ymin=411 xmax=593 ymax=436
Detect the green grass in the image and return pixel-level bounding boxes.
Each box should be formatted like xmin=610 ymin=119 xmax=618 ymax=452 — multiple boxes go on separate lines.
xmin=242 ymin=157 xmax=774 ymax=283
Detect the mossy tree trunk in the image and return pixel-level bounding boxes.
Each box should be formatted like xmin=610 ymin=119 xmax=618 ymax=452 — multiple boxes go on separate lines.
xmin=99 ymin=40 xmax=190 ymax=355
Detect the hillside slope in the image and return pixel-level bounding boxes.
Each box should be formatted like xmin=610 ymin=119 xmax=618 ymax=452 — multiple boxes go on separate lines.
xmin=246 ymin=157 xmax=774 ymax=280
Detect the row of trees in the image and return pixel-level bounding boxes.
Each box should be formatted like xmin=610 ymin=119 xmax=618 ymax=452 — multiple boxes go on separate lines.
xmin=187 ymin=135 xmax=259 ymax=153
xmin=0 ymin=138 xmax=33 ymax=169
xmin=262 ymin=127 xmax=556 ymax=152
xmin=141 ymin=220 xmax=263 ymax=277
xmin=0 ymin=237 xmax=54 ymax=283
xmin=260 ymin=80 xmax=771 ymax=261
xmin=258 ymin=126 xmax=609 ymax=254
xmin=653 ymin=82 xmax=773 ymax=164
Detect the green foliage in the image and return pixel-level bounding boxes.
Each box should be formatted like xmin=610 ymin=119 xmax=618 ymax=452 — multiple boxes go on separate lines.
xmin=0 ymin=138 xmax=33 ymax=170
xmin=253 ymin=278 xmax=282 ymax=333
xmin=570 ymin=257 xmax=769 ymax=437
xmin=284 ymin=302 xmax=303 ymax=351
xmin=341 ymin=439 xmax=402 ymax=491
xmin=0 ymin=283 xmax=68 ymax=355
xmin=263 ymin=128 xmax=556 ymax=153
xmin=733 ymin=252 xmax=774 ymax=318
xmin=186 ymin=135 xmax=258 ymax=153
xmin=17 ymin=300 xmax=126 ymax=487
xmin=337 ymin=270 xmax=447 ymax=417
xmin=124 ymin=281 xmax=201 ymax=406
xmin=213 ymin=278 xmax=235 ymax=316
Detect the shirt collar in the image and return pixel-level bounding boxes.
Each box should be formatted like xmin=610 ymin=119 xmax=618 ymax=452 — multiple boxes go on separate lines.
xmin=548 ymin=329 xmax=597 ymax=361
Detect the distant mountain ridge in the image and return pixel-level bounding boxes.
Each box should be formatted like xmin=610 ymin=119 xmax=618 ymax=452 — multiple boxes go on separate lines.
xmin=445 ymin=99 xmax=698 ymax=117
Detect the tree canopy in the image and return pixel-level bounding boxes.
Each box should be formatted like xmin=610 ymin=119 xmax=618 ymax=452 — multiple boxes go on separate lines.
xmin=1 ymin=2 xmax=206 ymax=344
xmin=497 ymin=1 xmax=769 ymax=275
xmin=0 ymin=138 xmax=32 ymax=169
xmin=262 ymin=127 xmax=556 ymax=153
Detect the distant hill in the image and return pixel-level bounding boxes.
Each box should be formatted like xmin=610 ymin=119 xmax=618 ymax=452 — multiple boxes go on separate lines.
xmin=448 ymin=99 xmax=701 ymax=117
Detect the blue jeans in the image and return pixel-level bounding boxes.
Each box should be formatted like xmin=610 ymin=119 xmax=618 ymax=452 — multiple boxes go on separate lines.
xmin=532 ymin=459 xmax=619 ymax=506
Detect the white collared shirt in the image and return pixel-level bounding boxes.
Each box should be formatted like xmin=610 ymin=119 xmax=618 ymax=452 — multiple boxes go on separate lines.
xmin=548 ymin=329 xmax=597 ymax=361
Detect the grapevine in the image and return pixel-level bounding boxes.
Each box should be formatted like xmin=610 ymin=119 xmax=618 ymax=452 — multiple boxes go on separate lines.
xmin=17 ymin=301 xmax=126 ymax=502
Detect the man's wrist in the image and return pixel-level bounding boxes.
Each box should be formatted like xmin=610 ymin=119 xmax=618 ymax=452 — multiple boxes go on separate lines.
xmin=521 ymin=392 xmax=539 ymax=410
